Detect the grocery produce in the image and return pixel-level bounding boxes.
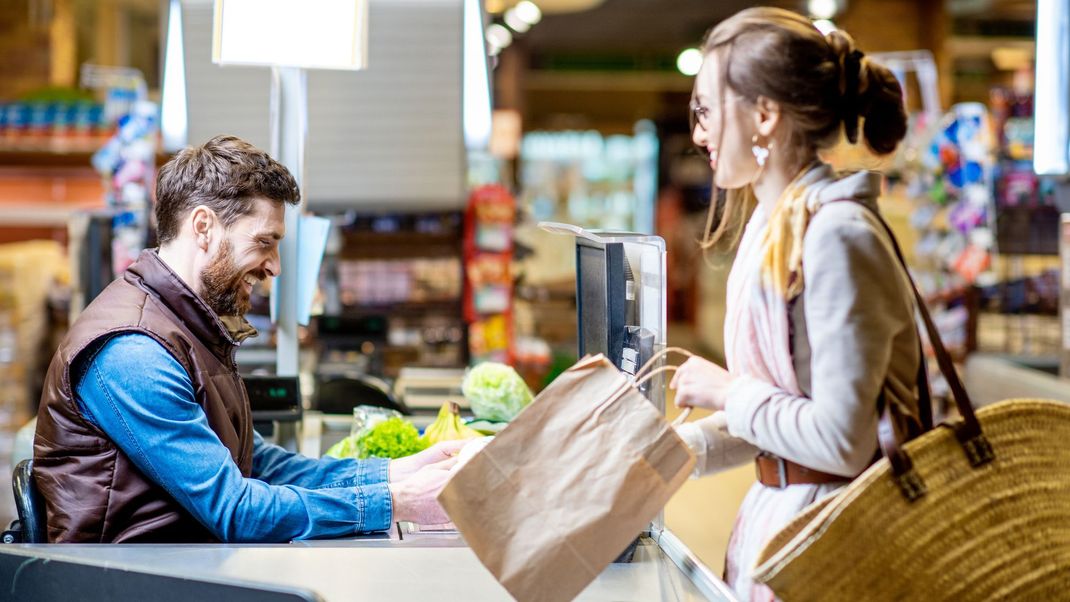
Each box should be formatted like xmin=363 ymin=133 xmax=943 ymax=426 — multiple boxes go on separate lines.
xmin=465 ymin=418 xmax=508 ymax=435
xmin=422 ymin=402 xmax=483 ymax=446
xmin=325 ymin=417 xmax=427 ymax=459
xmin=324 ymin=435 xmax=359 ymax=459
xmin=462 ymin=362 xmax=533 ymax=422
xmin=359 ymin=417 xmax=428 ymax=459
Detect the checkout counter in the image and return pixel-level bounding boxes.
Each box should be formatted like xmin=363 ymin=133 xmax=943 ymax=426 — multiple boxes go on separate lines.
xmin=0 ymin=228 xmax=737 ymax=601
xmin=0 ymin=527 xmax=734 ymax=601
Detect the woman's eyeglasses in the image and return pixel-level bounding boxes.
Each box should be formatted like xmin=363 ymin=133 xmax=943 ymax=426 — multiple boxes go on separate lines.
xmin=689 ymin=101 xmax=712 ymax=130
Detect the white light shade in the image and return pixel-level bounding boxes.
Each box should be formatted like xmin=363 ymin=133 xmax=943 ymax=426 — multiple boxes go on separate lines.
xmin=504 ymin=9 xmax=532 ymax=33
xmin=514 ymin=1 xmax=542 ymax=24
xmin=808 ymin=0 xmax=838 ymax=19
xmin=212 ymin=0 xmax=369 ymax=70
xmin=812 ymin=18 xmax=837 ymax=36
xmin=486 ymin=23 xmax=513 ymax=49
xmin=161 ymin=0 xmax=187 ymax=151
xmin=676 ymin=48 xmax=703 ymax=77
xmin=464 ymin=0 xmax=492 ymax=149
xmin=1035 ymin=0 xmax=1070 ymax=175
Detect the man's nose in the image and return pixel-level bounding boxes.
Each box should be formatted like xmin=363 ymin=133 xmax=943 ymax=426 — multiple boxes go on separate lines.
xmin=264 ymin=249 xmax=280 ymax=277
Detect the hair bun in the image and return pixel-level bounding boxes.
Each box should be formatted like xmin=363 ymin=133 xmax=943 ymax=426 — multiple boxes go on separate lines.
xmin=858 ymin=58 xmax=908 ymax=155
xmin=824 ymin=29 xmax=906 ymax=155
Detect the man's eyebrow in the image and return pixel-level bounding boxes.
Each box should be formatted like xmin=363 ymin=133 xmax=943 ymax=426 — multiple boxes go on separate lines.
xmin=254 ymin=230 xmax=283 ymax=241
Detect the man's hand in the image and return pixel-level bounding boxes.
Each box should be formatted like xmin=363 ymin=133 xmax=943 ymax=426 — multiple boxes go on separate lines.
xmin=388 ymin=458 xmax=457 ymax=525
xmin=669 ymin=356 xmax=735 ymax=412
xmin=388 ymin=439 xmax=468 ymax=484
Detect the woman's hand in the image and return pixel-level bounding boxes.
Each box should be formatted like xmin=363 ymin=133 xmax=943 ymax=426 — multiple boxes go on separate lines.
xmin=669 ymin=356 xmax=734 ymax=412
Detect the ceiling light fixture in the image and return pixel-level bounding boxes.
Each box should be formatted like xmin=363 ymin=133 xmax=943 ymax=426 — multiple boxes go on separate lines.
xmin=676 ymin=48 xmax=703 ymax=77
xmin=808 ymin=0 xmax=839 ymax=20
xmin=514 ymin=1 xmax=543 ymax=24
xmin=504 ymin=9 xmax=532 ymax=33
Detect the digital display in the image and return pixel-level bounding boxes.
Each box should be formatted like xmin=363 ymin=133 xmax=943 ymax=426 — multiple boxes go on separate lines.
xmin=243 ymin=376 xmax=300 ymax=415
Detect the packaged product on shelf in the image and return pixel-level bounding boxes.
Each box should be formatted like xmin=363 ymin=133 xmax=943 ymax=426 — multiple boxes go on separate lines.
xmin=464 ymin=185 xmax=516 ymax=363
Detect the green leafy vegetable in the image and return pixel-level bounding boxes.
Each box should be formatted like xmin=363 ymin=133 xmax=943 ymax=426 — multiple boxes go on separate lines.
xmin=356 ymin=417 xmax=427 ymax=459
xmin=462 ymin=362 xmax=533 ymax=422
xmin=324 ymin=435 xmax=360 ymax=459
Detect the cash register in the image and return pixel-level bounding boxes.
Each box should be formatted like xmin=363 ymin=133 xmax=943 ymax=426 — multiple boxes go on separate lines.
xmin=540 ymin=222 xmax=668 ymax=411
xmin=541 ymin=222 xmax=669 ymax=563
xmin=244 ymin=375 xmax=302 ymax=449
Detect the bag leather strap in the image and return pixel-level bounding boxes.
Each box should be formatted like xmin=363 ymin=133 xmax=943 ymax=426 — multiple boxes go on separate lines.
xmin=830 ymin=199 xmax=995 ymax=500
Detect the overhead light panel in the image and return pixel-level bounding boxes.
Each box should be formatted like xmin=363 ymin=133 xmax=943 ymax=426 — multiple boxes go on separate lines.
xmin=463 ymin=0 xmax=492 ymax=150
xmin=212 ymin=0 xmax=368 ymax=70
xmin=1035 ymin=0 xmax=1070 ymax=175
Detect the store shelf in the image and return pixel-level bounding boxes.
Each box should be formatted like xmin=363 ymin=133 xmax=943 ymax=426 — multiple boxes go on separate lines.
xmin=0 ymin=145 xmax=172 ymax=168
xmin=339 ymin=300 xmax=464 ymax=317
xmin=339 ymin=232 xmax=461 ymax=260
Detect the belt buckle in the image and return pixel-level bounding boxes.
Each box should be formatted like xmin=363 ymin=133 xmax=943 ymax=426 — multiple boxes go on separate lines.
xmin=758 ymin=452 xmax=789 ymax=489
xmin=774 ymin=455 xmax=788 ymax=488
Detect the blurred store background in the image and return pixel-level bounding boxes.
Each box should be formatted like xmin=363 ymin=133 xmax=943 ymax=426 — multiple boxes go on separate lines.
xmin=1 ymin=0 xmax=1066 ymax=570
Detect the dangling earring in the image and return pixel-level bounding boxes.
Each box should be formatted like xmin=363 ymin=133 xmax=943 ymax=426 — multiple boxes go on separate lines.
xmin=751 ymin=134 xmax=771 ymax=168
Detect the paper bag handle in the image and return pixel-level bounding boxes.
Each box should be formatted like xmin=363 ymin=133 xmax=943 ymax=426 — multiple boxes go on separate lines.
xmin=632 ymin=365 xmax=694 ymax=427
xmin=634 ymin=347 xmax=695 ymax=381
xmin=671 ymin=407 xmax=693 ymax=427
xmin=634 ymin=365 xmax=676 ymax=388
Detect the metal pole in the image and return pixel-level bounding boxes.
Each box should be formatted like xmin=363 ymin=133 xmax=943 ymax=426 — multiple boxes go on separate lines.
xmin=269 ymin=66 xmax=307 ymax=379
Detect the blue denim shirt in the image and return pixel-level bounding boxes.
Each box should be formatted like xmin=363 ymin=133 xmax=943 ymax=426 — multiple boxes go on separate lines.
xmin=72 ymin=333 xmax=392 ymax=542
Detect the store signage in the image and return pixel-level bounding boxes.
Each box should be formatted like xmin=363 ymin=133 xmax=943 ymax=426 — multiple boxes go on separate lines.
xmin=212 ymin=0 xmax=369 ymax=70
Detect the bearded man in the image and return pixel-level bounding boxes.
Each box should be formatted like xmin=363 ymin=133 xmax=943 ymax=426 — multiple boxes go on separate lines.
xmin=33 ymin=135 xmax=458 ymax=543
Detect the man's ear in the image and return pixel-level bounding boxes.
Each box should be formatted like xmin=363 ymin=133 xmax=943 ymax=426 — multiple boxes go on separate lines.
xmin=753 ymin=95 xmax=782 ymax=141
xmin=189 ymin=206 xmax=218 ymax=252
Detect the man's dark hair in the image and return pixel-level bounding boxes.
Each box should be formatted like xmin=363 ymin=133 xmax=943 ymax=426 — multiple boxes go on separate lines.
xmin=155 ymin=135 xmax=300 ymax=244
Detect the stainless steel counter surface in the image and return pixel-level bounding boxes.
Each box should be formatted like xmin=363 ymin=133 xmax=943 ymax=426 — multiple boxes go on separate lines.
xmin=0 ymin=529 xmax=736 ymax=601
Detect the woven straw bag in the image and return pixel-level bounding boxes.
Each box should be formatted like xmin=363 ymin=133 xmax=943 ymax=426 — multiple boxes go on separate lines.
xmin=752 ymin=203 xmax=1070 ymax=600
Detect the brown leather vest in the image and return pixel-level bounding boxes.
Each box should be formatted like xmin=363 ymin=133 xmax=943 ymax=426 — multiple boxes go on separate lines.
xmin=33 ymin=250 xmax=254 ymax=543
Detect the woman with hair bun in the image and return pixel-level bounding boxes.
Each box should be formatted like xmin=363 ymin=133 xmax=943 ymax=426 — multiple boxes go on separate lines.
xmin=669 ymin=8 xmax=920 ymax=600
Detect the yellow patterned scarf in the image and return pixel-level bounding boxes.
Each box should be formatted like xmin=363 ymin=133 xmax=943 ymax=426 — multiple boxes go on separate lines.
xmin=758 ymin=164 xmax=884 ymax=300
xmin=758 ymin=163 xmax=828 ymax=300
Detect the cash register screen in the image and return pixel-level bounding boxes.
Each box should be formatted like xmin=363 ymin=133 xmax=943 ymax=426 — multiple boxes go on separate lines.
xmin=578 ymin=244 xmax=607 ymax=356
xmin=243 ymin=376 xmax=301 ymax=414
xmin=576 ymin=240 xmax=625 ymax=367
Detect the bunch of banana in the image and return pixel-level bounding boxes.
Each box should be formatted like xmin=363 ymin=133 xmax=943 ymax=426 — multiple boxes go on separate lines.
xmin=421 ymin=402 xmax=483 ymax=446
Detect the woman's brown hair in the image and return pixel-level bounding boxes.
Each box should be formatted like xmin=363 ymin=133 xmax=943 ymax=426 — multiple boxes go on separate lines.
xmin=696 ymin=7 xmax=907 ymax=252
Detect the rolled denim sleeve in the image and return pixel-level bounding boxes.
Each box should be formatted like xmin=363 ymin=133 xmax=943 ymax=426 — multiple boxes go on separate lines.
xmin=252 ymin=431 xmax=390 ymax=489
xmin=74 ymin=334 xmax=393 ymax=541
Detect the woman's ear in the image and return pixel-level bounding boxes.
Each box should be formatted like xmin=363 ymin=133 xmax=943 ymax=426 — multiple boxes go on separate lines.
xmin=190 ymin=206 xmax=217 ymax=251
xmin=753 ymin=95 xmax=782 ymax=140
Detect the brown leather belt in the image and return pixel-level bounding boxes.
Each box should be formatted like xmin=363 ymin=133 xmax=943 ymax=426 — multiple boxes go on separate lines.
xmin=755 ymin=452 xmax=850 ymax=488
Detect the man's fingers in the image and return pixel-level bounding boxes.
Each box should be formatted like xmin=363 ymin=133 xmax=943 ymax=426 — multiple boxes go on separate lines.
xmin=424 ymin=456 xmax=458 ymax=472
xmin=432 ymin=439 xmax=469 ymax=457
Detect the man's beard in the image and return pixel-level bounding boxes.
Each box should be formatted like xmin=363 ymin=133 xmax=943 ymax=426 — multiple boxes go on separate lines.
xmin=200 ymin=240 xmax=264 ymax=317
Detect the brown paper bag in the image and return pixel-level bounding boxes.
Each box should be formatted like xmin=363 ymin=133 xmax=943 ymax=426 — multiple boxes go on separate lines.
xmin=438 ymin=354 xmax=695 ymax=602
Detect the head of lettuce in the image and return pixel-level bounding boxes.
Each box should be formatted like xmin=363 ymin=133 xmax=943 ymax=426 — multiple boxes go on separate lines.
xmin=462 ymin=362 xmax=534 ymax=422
